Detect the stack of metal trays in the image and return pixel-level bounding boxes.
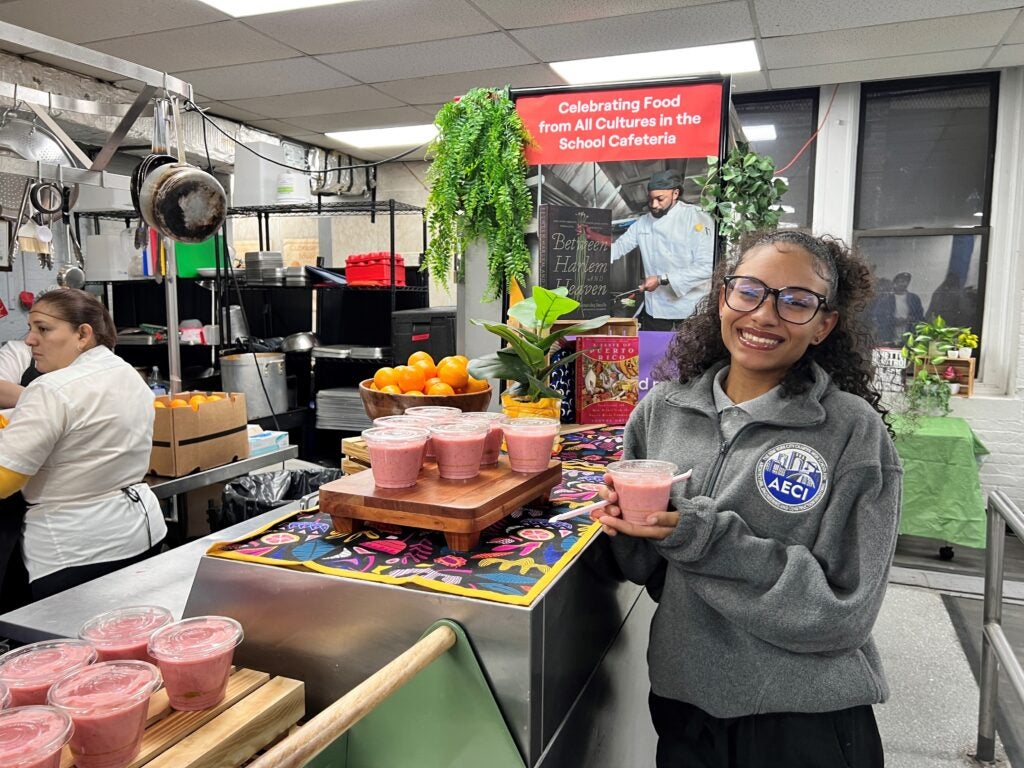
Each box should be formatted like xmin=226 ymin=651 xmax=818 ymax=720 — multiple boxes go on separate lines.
xmin=312 ymin=345 xmax=352 ymax=359
xmin=285 ymin=265 xmax=308 ymax=287
xmin=315 ymin=387 xmax=372 ymax=430
xmin=349 ymin=346 xmax=391 ymax=360
xmin=245 ymin=251 xmax=284 ymax=284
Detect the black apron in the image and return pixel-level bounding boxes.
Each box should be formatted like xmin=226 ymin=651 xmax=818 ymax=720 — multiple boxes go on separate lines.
xmin=0 ymin=363 xmax=41 ymax=611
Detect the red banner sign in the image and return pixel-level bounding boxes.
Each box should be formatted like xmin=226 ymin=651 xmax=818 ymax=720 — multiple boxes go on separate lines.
xmin=517 ymin=82 xmax=723 ymax=165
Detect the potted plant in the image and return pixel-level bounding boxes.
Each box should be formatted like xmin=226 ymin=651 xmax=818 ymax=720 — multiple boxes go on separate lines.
xmin=956 ymin=329 xmax=978 ymax=359
xmin=898 ymin=316 xmax=961 ymax=421
xmin=941 ymin=364 xmax=961 ymax=395
xmin=690 ymin=142 xmax=789 ymax=253
xmin=468 ymin=286 xmax=609 ymax=420
xmin=423 ymin=86 xmax=534 ymax=301
xmin=901 ymin=315 xmax=960 ymax=364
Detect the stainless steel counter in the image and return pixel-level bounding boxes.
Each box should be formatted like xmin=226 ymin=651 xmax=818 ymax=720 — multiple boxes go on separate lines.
xmin=145 ymin=445 xmax=299 ymax=499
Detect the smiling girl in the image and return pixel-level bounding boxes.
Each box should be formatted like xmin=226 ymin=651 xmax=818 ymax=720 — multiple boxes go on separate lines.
xmin=595 ymin=231 xmax=901 ymax=768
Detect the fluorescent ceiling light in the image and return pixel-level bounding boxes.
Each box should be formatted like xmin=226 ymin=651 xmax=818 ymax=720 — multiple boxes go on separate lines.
xmin=744 ymin=124 xmax=777 ymax=141
xmin=550 ymin=40 xmax=760 ymax=85
xmin=326 ymin=124 xmax=437 ymax=149
xmin=197 ymin=0 xmax=360 ymax=17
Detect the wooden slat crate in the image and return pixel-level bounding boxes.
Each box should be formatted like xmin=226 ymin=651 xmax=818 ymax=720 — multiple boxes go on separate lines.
xmin=341 ymin=436 xmax=370 ymax=474
xmin=59 ymin=668 xmax=304 ymax=768
xmin=914 ymin=357 xmax=975 ymax=397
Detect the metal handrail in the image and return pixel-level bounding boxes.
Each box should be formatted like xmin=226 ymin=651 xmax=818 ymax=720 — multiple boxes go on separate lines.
xmin=976 ymin=489 xmax=1024 ymax=763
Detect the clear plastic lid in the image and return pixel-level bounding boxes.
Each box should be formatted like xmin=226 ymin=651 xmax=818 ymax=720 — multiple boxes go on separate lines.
xmin=372 ymin=415 xmax=432 ymax=430
xmin=403 ymin=406 xmax=462 ymax=422
xmin=0 ymin=706 xmax=73 ymax=764
xmin=0 ymin=640 xmax=97 ymax=686
xmin=148 ymin=616 xmax=243 ymax=662
xmin=48 ymin=660 xmax=161 ymax=715
xmin=502 ymin=417 xmax=560 ymax=434
xmin=78 ymin=606 xmax=173 ymax=648
xmin=361 ymin=426 xmax=430 ymax=445
xmin=428 ymin=421 xmax=488 ymax=437
xmin=606 ymin=459 xmax=678 ymax=477
xmin=0 ymin=681 xmax=8 ymax=710
xmin=456 ymin=411 xmax=508 ymax=424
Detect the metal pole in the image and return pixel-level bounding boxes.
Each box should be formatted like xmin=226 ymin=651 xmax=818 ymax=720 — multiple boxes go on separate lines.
xmin=164 ymin=238 xmax=182 ymax=395
xmin=977 ymin=493 xmax=1008 ymax=764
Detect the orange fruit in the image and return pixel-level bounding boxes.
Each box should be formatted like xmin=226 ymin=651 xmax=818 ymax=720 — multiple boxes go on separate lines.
xmin=412 ymin=358 xmax=437 ymax=380
xmin=207 ymin=395 xmax=223 ymax=402
xmin=153 ymin=400 xmax=167 ymax=409
xmin=465 ymin=376 xmax=489 ymax=393
xmin=437 ymin=358 xmax=468 ymax=390
xmin=373 ymin=367 xmax=398 ymax=390
xmin=405 ymin=390 xmax=424 ymax=397
xmin=451 ymin=355 xmax=469 ymax=367
xmin=395 ymin=365 xmax=426 ymax=393
xmin=380 ymin=384 xmax=402 ymax=394
xmin=188 ymin=394 xmax=208 ymax=411
xmin=436 ymin=356 xmax=453 ymax=370
xmin=408 ymin=351 xmax=435 ymax=368
xmin=426 ymin=381 xmax=455 ymax=396
xmin=424 ymin=376 xmax=443 ymax=389
xmin=169 ymin=399 xmax=189 ymax=409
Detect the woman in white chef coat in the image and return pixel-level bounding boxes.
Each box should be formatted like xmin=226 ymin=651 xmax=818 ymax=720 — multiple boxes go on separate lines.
xmin=0 ymin=288 xmax=166 ymax=603
xmin=0 ymin=337 xmax=36 ymax=407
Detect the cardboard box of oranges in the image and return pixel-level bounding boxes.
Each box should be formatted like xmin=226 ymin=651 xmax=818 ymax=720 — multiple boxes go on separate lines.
xmin=150 ymin=391 xmax=250 ymax=477
xmin=360 ymin=352 xmax=492 ymax=419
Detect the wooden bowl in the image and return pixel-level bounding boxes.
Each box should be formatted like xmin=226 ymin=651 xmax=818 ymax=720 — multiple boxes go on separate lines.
xmin=358 ymin=379 xmax=494 ymax=420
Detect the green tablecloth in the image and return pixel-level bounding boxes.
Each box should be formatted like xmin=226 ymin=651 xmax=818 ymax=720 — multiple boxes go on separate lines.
xmin=893 ymin=415 xmax=989 ymax=548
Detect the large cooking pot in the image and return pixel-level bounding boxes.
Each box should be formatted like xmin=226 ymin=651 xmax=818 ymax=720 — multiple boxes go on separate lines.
xmin=139 ymin=161 xmax=227 ymax=243
xmin=282 ymin=331 xmax=319 ymax=353
xmin=220 ymin=352 xmax=287 ymax=420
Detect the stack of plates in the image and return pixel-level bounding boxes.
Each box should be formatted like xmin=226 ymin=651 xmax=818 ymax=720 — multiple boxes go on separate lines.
xmin=245 ymin=251 xmax=284 ymax=284
xmin=285 ymin=265 xmax=308 ymax=287
xmin=316 ymin=387 xmax=372 ymax=430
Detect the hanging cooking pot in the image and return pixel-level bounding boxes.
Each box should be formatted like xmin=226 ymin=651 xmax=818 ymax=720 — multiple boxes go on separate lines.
xmin=138 ymin=162 xmax=226 ymax=243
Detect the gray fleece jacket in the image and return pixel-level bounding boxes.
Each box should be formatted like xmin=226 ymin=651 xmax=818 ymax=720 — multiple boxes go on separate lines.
xmin=611 ymin=361 xmax=902 ymax=718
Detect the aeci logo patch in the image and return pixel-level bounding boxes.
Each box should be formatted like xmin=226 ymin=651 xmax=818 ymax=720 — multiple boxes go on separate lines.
xmin=755 ymin=443 xmax=828 ymax=513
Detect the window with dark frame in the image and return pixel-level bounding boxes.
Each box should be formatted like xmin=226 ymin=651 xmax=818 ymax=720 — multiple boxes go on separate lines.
xmin=854 ymin=73 xmax=997 ymax=354
xmin=733 ymin=88 xmax=819 ymax=230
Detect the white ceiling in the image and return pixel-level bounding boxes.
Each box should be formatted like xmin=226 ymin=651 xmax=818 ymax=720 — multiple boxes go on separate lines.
xmin=1 ymin=0 xmax=1023 ymax=160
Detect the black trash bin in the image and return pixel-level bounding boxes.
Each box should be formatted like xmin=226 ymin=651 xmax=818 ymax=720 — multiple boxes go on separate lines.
xmin=213 ymin=468 xmax=341 ymax=532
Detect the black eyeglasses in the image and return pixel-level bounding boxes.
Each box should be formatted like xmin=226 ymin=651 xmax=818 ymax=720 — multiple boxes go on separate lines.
xmin=723 ymin=275 xmax=829 ymax=325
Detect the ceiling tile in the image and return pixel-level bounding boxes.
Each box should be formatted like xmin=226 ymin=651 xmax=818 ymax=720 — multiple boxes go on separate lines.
xmin=755 ymin=0 xmax=1023 ymax=37
xmin=470 ymin=0 xmax=713 ymax=28
xmin=731 ymin=71 xmax=769 ymax=93
xmin=1003 ymin=12 xmax=1024 ymax=44
xmin=87 ymin=21 xmax=297 ymax=73
xmin=316 ymin=33 xmax=535 ymax=83
xmin=197 ymin=101 xmax=265 ymax=123
xmin=373 ymin=64 xmax=564 ymax=106
xmin=247 ymin=118 xmax=309 ymax=135
xmin=285 ymin=106 xmax=436 ymax=133
xmin=768 ymin=48 xmax=993 ymax=89
xmin=175 ymin=57 xmax=357 ymax=101
xmin=224 ymin=85 xmax=402 ymax=119
xmin=0 ymin=0 xmax=227 ymax=44
xmin=241 ymin=0 xmax=496 ymax=55
xmin=989 ymin=43 xmax=1024 ymax=67
xmin=510 ymin=1 xmax=753 ymax=60
xmin=762 ymin=11 xmax=1018 ymax=69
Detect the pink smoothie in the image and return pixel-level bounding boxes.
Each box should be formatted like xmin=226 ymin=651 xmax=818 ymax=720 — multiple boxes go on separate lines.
xmin=0 ymin=681 xmax=9 ymax=710
xmin=429 ymin=422 xmax=487 ymax=479
xmin=404 ymin=406 xmax=461 ymax=458
xmin=606 ymin=460 xmax=678 ymax=525
xmin=147 ymin=617 xmax=243 ymax=711
xmin=0 ymin=705 xmax=73 ymax=768
xmin=0 ymin=640 xmax=97 ymax=707
xmin=456 ymin=412 xmax=507 ymax=466
xmin=78 ymin=606 xmax=173 ymax=664
xmin=47 ymin=660 xmax=161 ymax=768
xmin=362 ymin=426 xmax=429 ymax=488
xmin=373 ymin=415 xmax=432 ymax=463
xmin=502 ymin=418 xmax=559 ymax=473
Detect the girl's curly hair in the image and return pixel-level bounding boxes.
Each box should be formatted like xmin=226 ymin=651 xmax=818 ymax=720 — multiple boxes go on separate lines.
xmin=658 ymin=230 xmax=888 ymax=423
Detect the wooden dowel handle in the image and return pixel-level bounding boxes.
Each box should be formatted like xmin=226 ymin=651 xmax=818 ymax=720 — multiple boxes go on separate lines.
xmin=248 ymin=624 xmax=457 ymax=768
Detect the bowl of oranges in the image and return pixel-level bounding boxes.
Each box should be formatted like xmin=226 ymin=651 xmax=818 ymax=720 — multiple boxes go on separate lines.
xmin=360 ymin=351 xmax=492 ymax=419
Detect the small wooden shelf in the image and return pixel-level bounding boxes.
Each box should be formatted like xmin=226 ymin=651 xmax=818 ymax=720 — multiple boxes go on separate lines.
xmin=914 ymin=356 xmax=975 ymax=397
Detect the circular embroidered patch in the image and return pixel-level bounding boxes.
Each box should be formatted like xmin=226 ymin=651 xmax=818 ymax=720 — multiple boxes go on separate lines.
xmin=755 ymin=442 xmax=828 ymax=512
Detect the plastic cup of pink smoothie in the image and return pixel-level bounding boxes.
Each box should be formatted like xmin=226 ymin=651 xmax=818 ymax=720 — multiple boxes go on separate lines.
xmin=373 ymin=415 xmax=433 ymax=463
xmin=403 ymin=406 xmax=461 ymax=458
xmin=502 ymin=417 xmax=560 ymax=473
xmin=429 ymin=421 xmax=489 ymax=480
xmin=78 ymin=606 xmax=174 ymax=664
xmin=147 ymin=616 xmax=243 ymax=711
xmin=362 ymin=426 xmax=430 ymax=489
xmin=0 ymin=640 xmax=97 ymax=708
xmin=0 ymin=681 xmax=9 ymax=710
xmin=0 ymin=705 xmax=73 ymax=768
xmin=48 ymin=660 xmax=161 ymax=768
xmin=605 ymin=459 xmax=679 ymax=525
xmin=456 ymin=411 xmax=508 ymax=466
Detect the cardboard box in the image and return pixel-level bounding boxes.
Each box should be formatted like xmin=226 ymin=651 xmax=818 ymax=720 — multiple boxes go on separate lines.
xmin=150 ymin=391 xmax=250 ymax=477
xmin=576 ymin=335 xmax=640 ymax=425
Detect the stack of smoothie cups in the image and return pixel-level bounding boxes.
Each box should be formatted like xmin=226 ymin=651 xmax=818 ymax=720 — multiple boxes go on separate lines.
xmin=48 ymin=660 xmax=161 ymax=768
xmin=502 ymin=417 xmax=560 ymax=473
xmin=403 ymin=406 xmax=461 ymax=458
xmin=361 ymin=427 xmax=430 ymax=488
xmin=0 ymin=705 xmax=73 ymax=768
xmin=372 ymin=415 xmax=433 ymax=463
xmin=429 ymin=421 xmax=489 ymax=479
xmin=78 ymin=606 xmax=174 ymax=664
xmin=605 ymin=459 xmax=679 ymax=525
xmin=147 ymin=616 xmax=243 ymax=711
xmin=0 ymin=640 xmax=97 ymax=707
xmin=456 ymin=411 xmax=508 ymax=466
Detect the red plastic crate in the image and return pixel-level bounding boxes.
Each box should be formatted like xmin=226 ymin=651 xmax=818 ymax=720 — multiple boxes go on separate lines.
xmin=345 ymin=252 xmax=406 ymax=286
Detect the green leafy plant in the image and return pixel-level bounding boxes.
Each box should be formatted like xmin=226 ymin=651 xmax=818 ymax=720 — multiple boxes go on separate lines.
xmin=690 ymin=142 xmax=788 ymax=249
xmin=957 ymin=329 xmax=979 ymax=349
xmin=901 ymin=315 xmax=961 ymax=365
xmin=468 ymin=286 xmax=609 ymax=402
xmin=424 ymin=86 xmax=534 ymax=301
xmin=898 ymin=315 xmax=962 ymax=421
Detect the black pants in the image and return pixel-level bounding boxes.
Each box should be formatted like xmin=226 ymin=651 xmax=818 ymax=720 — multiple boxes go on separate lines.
xmin=638 ymin=312 xmax=682 ymax=332
xmin=29 ymin=541 xmax=165 ymax=602
xmin=649 ymin=691 xmax=884 ymax=768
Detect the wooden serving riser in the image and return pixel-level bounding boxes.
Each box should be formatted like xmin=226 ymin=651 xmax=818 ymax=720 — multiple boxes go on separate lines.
xmin=319 ymin=456 xmax=562 ymax=551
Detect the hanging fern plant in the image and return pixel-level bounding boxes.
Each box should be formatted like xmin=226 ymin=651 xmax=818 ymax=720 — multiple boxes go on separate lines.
xmin=424 ymin=86 xmax=534 ymax=301
xmin=691 ymin=141 xmax=788 ymax=251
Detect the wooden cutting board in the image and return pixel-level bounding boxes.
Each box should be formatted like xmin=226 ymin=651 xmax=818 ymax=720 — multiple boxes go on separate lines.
xmin=319 ymin=457 xmax=562 ymax=551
